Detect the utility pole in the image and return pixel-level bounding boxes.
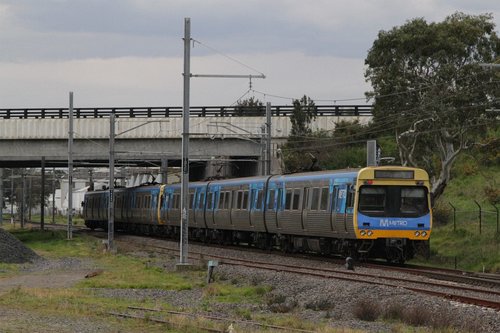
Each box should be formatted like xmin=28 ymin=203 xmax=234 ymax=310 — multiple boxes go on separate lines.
xmin=21 ymin=170 xmax=25 ymax=228
xmin=67 ymin=91 xmax=74 ymax=240
xmin=108 ymin=113 xmax=115 ymax=252
xmin=179 ymin=17 xmax=191 ymax=266
xmin=52 ymin=168 xmax=56 ymax=224
xmin=0 ymin=168 xmax=3 ymax=226
xmin=41 ymin=157 xmax=45 ymax=230
xmin=265 ymin=102 xmax=272 ymax=175
xmin=178 ymin=18 xmax=265 ymax=267
xmin=10 ymin=169 xmax=14 ymax=225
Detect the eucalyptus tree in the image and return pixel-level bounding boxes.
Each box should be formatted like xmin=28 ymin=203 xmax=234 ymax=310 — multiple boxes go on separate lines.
xmin=365 ymin=12 xmax=500 ymax=200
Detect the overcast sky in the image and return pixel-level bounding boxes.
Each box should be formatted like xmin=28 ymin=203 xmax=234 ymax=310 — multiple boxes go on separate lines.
xmin=0 ymin=0 xmax=499 ymax=108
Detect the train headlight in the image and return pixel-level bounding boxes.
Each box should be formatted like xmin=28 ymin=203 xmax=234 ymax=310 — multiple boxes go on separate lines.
xmin=414 ymin=231 xmax=420 ymax=237
xmin=367 ymin=230 xmax=373 ymax=236
xmin=360 ymin=230 xmax=366 ymax=236
xmin=421 ymin=231 xmax=427 ymax=237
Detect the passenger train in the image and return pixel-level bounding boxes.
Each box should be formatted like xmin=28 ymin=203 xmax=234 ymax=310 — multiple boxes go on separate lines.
xmin=83 ymin=166 xmax=432 ymax=263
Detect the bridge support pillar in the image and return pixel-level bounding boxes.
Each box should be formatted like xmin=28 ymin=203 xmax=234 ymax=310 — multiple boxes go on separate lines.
xmin=160 ymin=158 xmax=168 ymax=184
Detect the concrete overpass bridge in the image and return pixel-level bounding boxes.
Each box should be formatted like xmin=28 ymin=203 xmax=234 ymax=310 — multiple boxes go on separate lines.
xmin=0 ymin=104 xmax=372 ymax=179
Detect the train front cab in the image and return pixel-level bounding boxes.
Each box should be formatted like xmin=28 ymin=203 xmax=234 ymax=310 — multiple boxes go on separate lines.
xmin=354 ymin=166 xmax=432 ymax=262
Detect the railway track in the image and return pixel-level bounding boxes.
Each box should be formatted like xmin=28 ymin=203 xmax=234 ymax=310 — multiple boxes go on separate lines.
xmin=115 ymin=234 xmax=500 ymax=312
xmin=25 ymin=223 xmax=500 ymax=311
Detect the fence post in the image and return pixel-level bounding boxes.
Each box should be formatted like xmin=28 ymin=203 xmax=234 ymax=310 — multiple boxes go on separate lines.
xmin=448 ymin=202 xmax=456 ymax=231
xmin=474 ymin=200 xmax=481 ymax=235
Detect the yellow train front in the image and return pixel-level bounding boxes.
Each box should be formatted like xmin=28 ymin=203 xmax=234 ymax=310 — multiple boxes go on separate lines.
xmin=353 ymin=167 xmax=432 ymax=263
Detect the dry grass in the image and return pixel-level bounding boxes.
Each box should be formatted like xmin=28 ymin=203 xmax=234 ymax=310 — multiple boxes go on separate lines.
xmin=352 ymin=299 xmax=381 ymax=321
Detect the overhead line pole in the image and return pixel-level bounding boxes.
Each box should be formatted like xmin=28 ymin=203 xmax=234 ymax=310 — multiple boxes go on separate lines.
xmin=178 ymin=18 xmax=265 ymax=267
xmin=108 ymin=113 xmax=115 ymax=252
xmin=68 ymin=92 xmax=74 ymax=240
xmin=179 ymin=17 xmax=191 ymax=266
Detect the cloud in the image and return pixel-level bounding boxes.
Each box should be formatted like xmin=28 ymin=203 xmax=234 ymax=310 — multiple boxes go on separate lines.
xmin=0 ymin=52 xmax=369 ymax=108
xmin=0 ymin=0 xmax=498 ymax=107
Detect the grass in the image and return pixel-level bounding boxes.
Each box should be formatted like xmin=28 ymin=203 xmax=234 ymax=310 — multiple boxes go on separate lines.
xmin=410 ymin=164 xmax=500 ymax=272
xmin=2 ymin=227 xmax=325 ymax=332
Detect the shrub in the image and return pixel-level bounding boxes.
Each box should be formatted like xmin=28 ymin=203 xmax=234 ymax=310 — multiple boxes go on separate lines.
xmin=402 ymin=305 xmax=431 ymax=326
xmin=352 ymin=299 xmax=381 ymax=321
xmin=305 ymin=298 xmax=334 ymax=311
xmin=484 ymin=185 xmax=500 ymax=205
xmin=432 ymin=200 xmax=452 ymax=226
xmin=381 ymin=302 xmax=404 ymax=321
xmin=266 ymin=294 xmax=297 ymax=313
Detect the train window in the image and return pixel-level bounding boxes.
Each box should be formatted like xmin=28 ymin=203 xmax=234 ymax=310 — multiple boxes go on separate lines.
xmin=189 ymin=193 xmax=194 ymax=208
xmin=292 ymin=189 xmax=301 ymax=210
xmin=207 ymin=192 xmax=213 ymax=209
xmin=219 ymin=192 xmax=225 ymax=209
xmin=302 ymin=188 xmax=309 ymax=210
xmin=400 ymin=187 xmax=428 ymax=216
xmin=198 ymin=192 xmax=205 ymax=209
xmin=320 ymin=187 xmax=329 ymax=210
xmin=277 ymin=188 xmax=284 ymax=210
xmin=347 ymin=187 xmax=354 ymax=209
xmin=233 ymin=191 xmax=240 ymax=209
xmin=359 ymin=186 xmax=385 ymax=215
xmin=311 ymin=188 xmax=320 ymax=210
xmin=268 ymin=189 xmax=275 ymax=210
xmin=285 ymin=190 xmax=292 ymax=210
xmin=256 ymin=190 xmax=263 ymax=210
xmin=172 ymin=194 xmax=178 ymax=209
xmin=243 ymin=190 xmax=249 ymax=210
xmin=225 ymin=191 xmax=231 ymax=209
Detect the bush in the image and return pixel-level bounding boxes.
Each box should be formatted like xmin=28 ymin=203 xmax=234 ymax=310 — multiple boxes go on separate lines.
xmin=402 ymin=305 xmax=431 ymax=326
xmin=381 ymin=302 xmax=404 ymax=321
xmin=432 ymin=200 xmax=452 ymax=226
xmin=352 ymin=299 xmax=381 ymax=321
xmin=305 ymin=298 xmax=334 ymax=311
xmin=484 ymin=185 xmax=500 ymax=205
xmin=266 ymin=294 xmax=297 ymax=313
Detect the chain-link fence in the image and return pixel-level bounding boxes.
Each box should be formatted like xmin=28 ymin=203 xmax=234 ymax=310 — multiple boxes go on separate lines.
xmin=448 ymin=201 xmax=499 ymax=235
xmin=429 ymin=201 xmax=499 ymax=271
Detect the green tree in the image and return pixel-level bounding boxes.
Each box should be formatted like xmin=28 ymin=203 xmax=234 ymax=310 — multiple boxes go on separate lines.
xmin=290 ymin=95 xmax=317 ymax=138
xmin=235 ymin=96 xmax=264 ymax=116
xmin=281 ymin=95 xmax=319 ymax=173
xmin=365 ymin=12 xmax=500 ymax=201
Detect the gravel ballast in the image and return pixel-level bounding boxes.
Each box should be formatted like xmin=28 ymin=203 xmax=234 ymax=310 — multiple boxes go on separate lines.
xmin=0 ymin=229 xmax=40 ymax=263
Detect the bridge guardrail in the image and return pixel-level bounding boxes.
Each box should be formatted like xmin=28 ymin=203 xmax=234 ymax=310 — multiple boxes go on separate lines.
xmin=0 ymin=105 xmax=372 ymax=119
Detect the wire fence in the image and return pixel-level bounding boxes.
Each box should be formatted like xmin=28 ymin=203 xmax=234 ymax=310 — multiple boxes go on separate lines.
xmin=429 ymin=201 xmax=499 ymax=271
xmin=448 ymin=201 xmax=499 ymax=235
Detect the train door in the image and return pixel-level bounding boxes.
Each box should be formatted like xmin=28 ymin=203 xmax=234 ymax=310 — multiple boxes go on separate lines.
xmin=301 ymin=187 xmax=311 ymax=231
xmin=332 ymin=184 xmax=348 ymax=233
xmin=205 ymin=185 xmax=217 ymax=228
xmin=194 ymin=187 xmax=206 ymax=228
xmin=159 ymin=187 xmax=169 ymax=225
xmin=264 ymin=183 xmax=278 ymax=233
xmin=275 ymin=185 xmax=284 ymax=230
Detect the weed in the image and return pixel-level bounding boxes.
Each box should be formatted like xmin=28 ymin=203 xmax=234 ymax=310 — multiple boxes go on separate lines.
xmin=305 ymin=298 xmax=334 ymax=311
xmin=352 ymin=299 xmax=381 ymax=321
xmin=266 ymin=294 xmax=297 ymax=313
xmin=381 ymin=302 xmax=404 ymax=321
xmin=401 ymin=305 xmax=431 ymax=327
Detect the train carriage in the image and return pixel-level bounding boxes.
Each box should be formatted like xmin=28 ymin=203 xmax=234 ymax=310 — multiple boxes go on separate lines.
xmin=83 ymin=166 xmax=432 ymax=263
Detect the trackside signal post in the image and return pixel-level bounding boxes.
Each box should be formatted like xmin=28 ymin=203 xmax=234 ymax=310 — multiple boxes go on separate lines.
xmin=178 ymin=18 xmax=265 ymax=268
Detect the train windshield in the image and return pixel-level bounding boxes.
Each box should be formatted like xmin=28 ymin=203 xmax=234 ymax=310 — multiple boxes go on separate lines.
xmin=358 ymin=185 xmax=429 ymax=217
